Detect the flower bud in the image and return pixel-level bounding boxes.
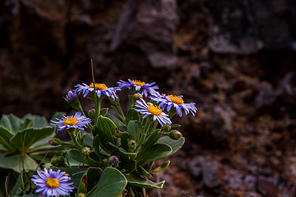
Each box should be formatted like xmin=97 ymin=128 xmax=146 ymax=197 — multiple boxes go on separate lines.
xmin=65 ymin=91 xmax=81 ymax=110
xmin=51 ymin=155 xmax=65 ymax=167
xmin=77 ymin=193 xmax=86 ymax=197
xmin=48 ymin=137 xmax=61 ymax=146
xmin=169 ymin=130 xmax=182 ymax=140
xmin=88 ymin=109 xmax=96 ymax=119
xmin=162 ymin=124 xmax=171 ymax=132
xmin=109 ymin=155 xmax=119 ymax=166
xmin=128 ymin=140 xmax=137 ymax=150
xmin=81 ymin=147 xmax=91 ymax=157
xmin=133 ymin=93 xmax=143 ymax=100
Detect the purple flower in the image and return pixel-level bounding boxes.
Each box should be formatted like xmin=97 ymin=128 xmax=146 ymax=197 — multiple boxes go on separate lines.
xmin=50 ymin=112 xmax=91 ymax=132
xmin=135 ymin=99 xmax=171 ymax=126
xmin=117 ymin=79 xmax=159 ymax=97
xmin=75 ymin=82 xmax=119 ymax=100
xmin=31 ymin=168 xmax=74 ymax=197
xmin=150 ymin=92 xmax=197 ymax=117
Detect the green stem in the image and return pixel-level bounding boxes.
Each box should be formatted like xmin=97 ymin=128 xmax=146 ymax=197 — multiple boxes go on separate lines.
xmin=68 ymin=129 xmax=83 ymax=151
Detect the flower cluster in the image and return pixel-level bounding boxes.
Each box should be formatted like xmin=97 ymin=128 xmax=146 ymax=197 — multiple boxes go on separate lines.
xmin=30 ymin=78 xmax=197 ymax=197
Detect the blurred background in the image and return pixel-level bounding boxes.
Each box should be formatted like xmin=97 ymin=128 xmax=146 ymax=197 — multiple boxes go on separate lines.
xmin=1 ymin=0 xmax=296 ymax=196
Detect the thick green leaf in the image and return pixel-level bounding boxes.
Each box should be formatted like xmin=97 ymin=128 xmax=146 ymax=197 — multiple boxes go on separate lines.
xmin=10 ymin=127 xmax=55 ymax=152
xmin=0 ymin=126 xmax=15 ymax=152
xmin=67 ymin=149 xmax=89 ymax=165
xmin=86 ymin=167 xmax=127 ymax=197
xmin=105 ymin=113 xmax=127 ymax=131
xmin=139 ymin=130 xmax=161 ymax=153
xmin=94 ymin=116 xmax=117 ymax=153
xmin=77 ymin=171 xmax=88 ymax=194
xmin=126 ymin=108 xmax=139 ymax=123
xmin=19 ymin=118 xmax=34 ymax=131
xmin=10 ymin=171 xmax=24 ymax=196
xmin=86 ymin=167 xmax=103 ymax=192
xmin=127 ymin=120 xmax=139 ymax=142
xmin=136 ymin=144 xmax=172 ymax=165
xmin=116 ymin=131 xmax=129 ymax=150
xmin=125 ymin=173 xmax=165 ymax=189
xmin=22 ymin=114 xmax=48 ymax=128
xmin=0 ymin=114 xmax=22 ymax=133
xmin=157 ymin=136 xmax=185 ymax=156
xmin=0 ymin=153 xmax=38 ymax=173
xmin=152 ymin=160 xmax=170 ymax=173
xmin=100 ymin=108 xmax=109 ymax=116
xmin=121 ymin=158 xmax=137 ymax=173
xmin=83 ymin=133 xmax=93 ymax=148
xmin=107 ymin=142 xmax=137 ymax=159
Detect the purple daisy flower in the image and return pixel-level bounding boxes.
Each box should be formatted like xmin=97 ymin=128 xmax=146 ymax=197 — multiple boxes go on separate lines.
xmin=75 ymin=82 xmax=119 ymax=100
xmin=150 ymin=92 xmax=197 ymax=117
xmin=50 ymin=112 xmax=91 ymax=132
xmin=117 ymin=79 xmax=159 ymax=97
xmin=31 ymin=168 xmax=74 ymax=197
xmin=135 ymin=99 xmax=171 ymax=126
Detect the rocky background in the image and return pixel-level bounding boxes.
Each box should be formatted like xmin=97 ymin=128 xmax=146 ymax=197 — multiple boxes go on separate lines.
xmin=1 ymin=0 xmax=296 ymax=196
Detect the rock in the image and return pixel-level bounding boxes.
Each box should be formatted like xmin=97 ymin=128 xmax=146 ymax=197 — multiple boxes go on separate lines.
xmin=256 ymin=179 xmax=279 ymax=197
xmin=209 ymin=106 xmax=233 ymax=142
xmin=187 ymin=156 xmax=205 ymax=177
xmin=203 ymin=0 xmax=296 ymax=54
xmin=255 ymin=81 xmax=277 ymax=109
xmin=275 ymin=71 xmax=296 ymax=107
xmin=110 ymin=0 xmax=178 ymax=77
xmin=202 ymin=161 xmax=221 ymax=188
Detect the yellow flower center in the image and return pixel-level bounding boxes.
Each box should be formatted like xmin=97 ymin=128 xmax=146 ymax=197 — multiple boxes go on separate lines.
xmin=147 ymin=104 xmax=162 ymax=116
xmin=46 ymin=178 xmax=59 ymax=189
xmin=63 ymin=116 xmax=78 ymax=125
xmin=167 ymin=95 xmax=184 ymax=104
xmin=132 ymin=80 xmax=146 ymax=86
xmin=89 ymin=83 xmax=107 ymax=90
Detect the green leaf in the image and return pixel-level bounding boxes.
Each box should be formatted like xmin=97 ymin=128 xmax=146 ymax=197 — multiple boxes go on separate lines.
xmin=0 ymin=114 xmax=22 ymax=133
xmin=127 ymin=120 xmax=139 ymax=142
xmin=121 ymin=158 xmax=137 ymax=173
xmin=0 ymin=153 xmax=38 ymax=173
xmin=66 ymin=149 xmax=89 ymax=165
xmin=152 ymin=160 xmax=170 ymax=173
xmin=77 ymin=171 xmax=88 ymax=194
xmin=10 ymin=171 xmax=25 ymax=196
xmin=83 ymin=132 xmax=94 ymax=148
xmin=126 ymin=108 xmax=139 ymax=123
xmin=86 ymin=167 xmax=103 ymax=192
xmin=22 ymin=114 xmax=48 ymax=128
xmin=139 ymin=130 xmax=161 ymax=153
xmin=10 ymin=127 xmax=55 ymax=152
xmin=94 ymin=116 xmax=117 ymax=153
xmin=136 ymin=144 xmax=172 ymax=165
xmin=157 ymin=136 xmax=185 ymax=156
xmin=105 ymin=113 xmax=127 ymax=131
xmin=107 ymin=142 xmax=137 ymax=160
xmin=125 ymin=173 xmax=165 ymax=189
xmin=100 ymin=108 xmax=109 ymax=116
xmin=0 ymin=126 xmax=15 ymax=152
xmin=19 ymin=118 xmax=34 ymax=131
xmin=86 ymin=167 xmax=127 ymax=197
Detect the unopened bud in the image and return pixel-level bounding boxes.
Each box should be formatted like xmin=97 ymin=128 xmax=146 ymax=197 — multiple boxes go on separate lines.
xmin=133 ymin=93 xmax=143 ymax=100
xmin=51 ymin=155 xmax=65 ymax=167
xmin=65 ymin=91 xmax=81 ymax=110
xmin=128 ymin=140 xmax=137 ymax=150
xmin=81 ymin=147 xmax=91 ymax=157
xmin=162 ymin=124 xmax=171 ymax=132
xmin=88 ymin=109 xmax=95 ymax=119
xmin=169 ymin=130 xmax=182 ymax=140
xmin=77 ymin=193 xmax=86 ymax=197
xmin=48 ymin=138 xmax=61 ymax=146
xmin=109 ymin=155 xmax=119 ymax=166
